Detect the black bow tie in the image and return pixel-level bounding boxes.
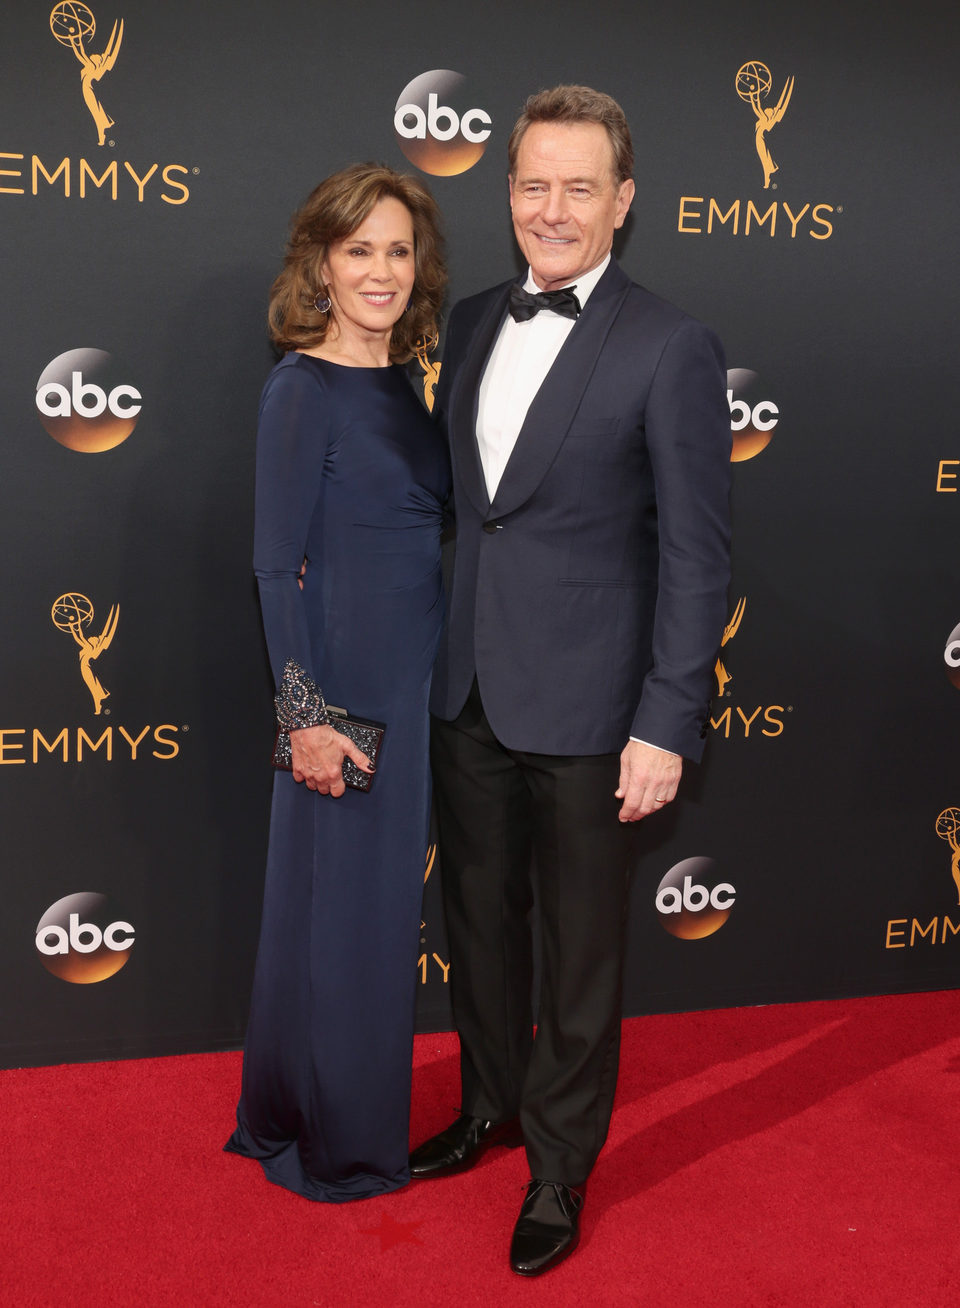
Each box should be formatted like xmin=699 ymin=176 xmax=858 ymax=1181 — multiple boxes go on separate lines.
xmin=508 ymin=283 xmax=581 ymax=322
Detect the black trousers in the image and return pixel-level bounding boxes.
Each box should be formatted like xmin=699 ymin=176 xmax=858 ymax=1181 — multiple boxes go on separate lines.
xmin=430 ymin=679 xmax=639 ymax=1186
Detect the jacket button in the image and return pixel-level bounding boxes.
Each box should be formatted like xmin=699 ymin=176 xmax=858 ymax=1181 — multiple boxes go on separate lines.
xmin=482 ymin=520 xmax=502 ymax=534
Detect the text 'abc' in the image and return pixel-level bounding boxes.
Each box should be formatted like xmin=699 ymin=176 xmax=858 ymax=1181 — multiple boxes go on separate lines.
xmin=394 ymin=93 xmax=491 ymax=143
xmin=37 ymin=371 xmax=142 ymax=419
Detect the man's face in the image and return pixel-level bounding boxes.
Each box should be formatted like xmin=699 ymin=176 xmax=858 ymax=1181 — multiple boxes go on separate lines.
xmin=508 ymin=121 xmax=634 ymax=292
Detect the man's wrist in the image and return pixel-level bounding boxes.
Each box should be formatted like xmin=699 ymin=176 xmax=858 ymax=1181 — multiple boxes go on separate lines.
xmin=629 ymin=736 xmax=680 ymax=757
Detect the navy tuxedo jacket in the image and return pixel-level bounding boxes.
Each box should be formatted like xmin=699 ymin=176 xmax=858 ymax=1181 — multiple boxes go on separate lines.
xmin=430 ymin=258 xmax=731 ymax=761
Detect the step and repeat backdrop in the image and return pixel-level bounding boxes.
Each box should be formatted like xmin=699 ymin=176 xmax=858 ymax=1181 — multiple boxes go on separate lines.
xmin=1 ymin=0 xmax=957 ymax=1067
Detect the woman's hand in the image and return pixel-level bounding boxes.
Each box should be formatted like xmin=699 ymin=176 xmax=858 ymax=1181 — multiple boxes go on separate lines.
xmin=289 ymin=723 xmax=374 ymax=797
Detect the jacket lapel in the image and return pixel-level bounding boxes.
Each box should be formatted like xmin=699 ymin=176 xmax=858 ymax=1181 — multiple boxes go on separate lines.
xmin=490 ymin=259 xmax=630 ymax=518
xmin=448 ymin=281 xmax=513 ymax=518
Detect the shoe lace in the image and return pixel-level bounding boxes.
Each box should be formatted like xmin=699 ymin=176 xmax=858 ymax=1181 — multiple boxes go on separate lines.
xmin=523 ymin=1179 xmax=585 ymax=1216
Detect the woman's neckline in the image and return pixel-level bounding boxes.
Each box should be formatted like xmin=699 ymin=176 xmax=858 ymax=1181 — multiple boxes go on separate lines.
xmin=294 ymin=349 xmax=395 ymax=371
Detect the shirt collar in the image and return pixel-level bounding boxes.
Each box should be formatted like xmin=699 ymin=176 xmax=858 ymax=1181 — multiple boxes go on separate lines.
xmin=522 ymin=253 xmax=611 ymax=309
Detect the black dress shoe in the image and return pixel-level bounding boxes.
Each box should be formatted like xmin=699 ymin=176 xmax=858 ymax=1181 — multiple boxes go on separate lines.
xmin=510 ymin=1179 xmax=585 ymax=1277
xmin=409 ymin=1113 xmax=523 ymax=1179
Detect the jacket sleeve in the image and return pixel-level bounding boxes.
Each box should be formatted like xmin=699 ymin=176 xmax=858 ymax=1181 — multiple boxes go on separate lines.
xmin=630 ymin=318 xmax=732 ymax=760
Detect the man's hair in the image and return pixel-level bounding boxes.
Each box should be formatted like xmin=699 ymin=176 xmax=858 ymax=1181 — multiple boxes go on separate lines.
xmin=267 ymin=163 xmax=445 ymax=363
xmin=507 ymin=85 xmax=634 ymax=185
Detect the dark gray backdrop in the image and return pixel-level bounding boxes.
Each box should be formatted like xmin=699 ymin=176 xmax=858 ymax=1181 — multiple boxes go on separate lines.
xmin=1 ymin=0 xmax=957 ymax=1067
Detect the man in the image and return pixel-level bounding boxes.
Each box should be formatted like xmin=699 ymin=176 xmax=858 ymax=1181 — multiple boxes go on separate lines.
xmin=411 ymin=86 xmax=731 ymax=1276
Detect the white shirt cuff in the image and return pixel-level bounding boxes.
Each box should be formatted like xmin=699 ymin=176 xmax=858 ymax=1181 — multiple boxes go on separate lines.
xmin=629 ymin=737 xmax=680 ymax=757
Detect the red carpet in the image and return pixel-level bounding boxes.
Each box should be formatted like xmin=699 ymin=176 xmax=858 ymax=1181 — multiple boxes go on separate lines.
xmin=4 ymin=991 xmax=960 ymax=1306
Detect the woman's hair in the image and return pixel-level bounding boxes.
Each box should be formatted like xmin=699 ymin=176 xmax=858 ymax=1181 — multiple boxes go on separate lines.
xmin=268 ymin=163 xmax=446 ymax=363
xmin=507 ymin=85 xmax=634 ymax=185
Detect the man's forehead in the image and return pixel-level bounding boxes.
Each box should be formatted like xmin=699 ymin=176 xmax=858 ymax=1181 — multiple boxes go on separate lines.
xmin=513 ymin=122 xmax=616 ymax=180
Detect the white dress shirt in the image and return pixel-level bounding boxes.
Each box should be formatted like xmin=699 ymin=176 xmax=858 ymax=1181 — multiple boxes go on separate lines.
xmin=477 ymin=255 xmax=609 ymax=502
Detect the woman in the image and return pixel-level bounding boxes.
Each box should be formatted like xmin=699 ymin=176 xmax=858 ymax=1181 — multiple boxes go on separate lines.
xmin=225 ymin=164 xmax=449 ymax=1202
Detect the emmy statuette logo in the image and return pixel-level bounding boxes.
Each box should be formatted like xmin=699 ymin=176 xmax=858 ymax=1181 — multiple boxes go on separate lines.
xmin=35 ymin=891 xmax=134 ymax=983
xmin=884 ymin=809 xmax=960 ymax=951
xmin=708 ymin=595 xmax=790 ymax=741
xmin=677 ymin=60 xmax=837 ymax=242
xmin=413 ymin=333 xmax=441 ymax=412
xmin=50 ymin=3 xmax=123 ymax=147
xmin=419 ymin=843 xmax=450 ymax=985
xmin=52 ymin=592 xmax=119 ymax=715
xmin=424 ymin=843 xmax=436 ymax=885
xmin=0 ymin=592 xmax=184 ymax=767
xmin=735 ymin=61 xmax=794 ymax=190
xmin=714 ymin=596 xmax=746 ymax=698
xmin=0 ymin=9 xmax=192 ymax=206
xmin=936 ymin=809 xmax=960 ymax=906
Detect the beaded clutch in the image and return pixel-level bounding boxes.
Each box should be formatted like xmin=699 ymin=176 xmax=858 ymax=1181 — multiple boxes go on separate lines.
xmin=271 ymin=708 xmax=385 ymax=792
xmin=270 ymin=658 xmax=385 ymax=792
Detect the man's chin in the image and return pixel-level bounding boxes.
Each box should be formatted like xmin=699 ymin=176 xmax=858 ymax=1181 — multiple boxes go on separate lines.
xmin=528 ymin=257 xmax=579 ymax=286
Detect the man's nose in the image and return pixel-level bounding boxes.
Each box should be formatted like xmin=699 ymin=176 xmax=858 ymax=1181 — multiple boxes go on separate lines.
xmin=541 ymin=188 xmax=569 ymax=224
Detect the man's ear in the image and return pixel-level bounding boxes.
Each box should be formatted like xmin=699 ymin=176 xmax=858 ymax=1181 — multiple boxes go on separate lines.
xmin=614 ymin=178 xmax=635 ymax=229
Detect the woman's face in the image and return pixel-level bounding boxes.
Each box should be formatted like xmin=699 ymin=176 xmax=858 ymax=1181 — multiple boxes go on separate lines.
xmin=321 ymin=196 xmax=416 ymax=347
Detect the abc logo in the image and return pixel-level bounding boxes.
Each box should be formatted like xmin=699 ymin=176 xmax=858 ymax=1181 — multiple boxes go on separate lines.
xmin=655 ymin=857 xmax=736 ymax=940
xmin=36 ymin=348 xmax=142 ymax=452
xmin=394 ymin=70 xmax=491 ymax=176
xmin=727 ymin=368 xmax=778 ymax=462
xmin=945 ymin=621 xmax=960 ymax=690
xmin=35 ymin=892 xmax=135 ymax=983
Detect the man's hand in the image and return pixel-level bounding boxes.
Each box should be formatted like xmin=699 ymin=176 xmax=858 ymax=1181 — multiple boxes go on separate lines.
xmin=615 ymin=740 xmax=682 ymax=822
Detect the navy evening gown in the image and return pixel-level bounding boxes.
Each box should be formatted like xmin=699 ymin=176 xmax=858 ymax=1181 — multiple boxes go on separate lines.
xmin=225 ymin=353 xmax=450 ymax=1201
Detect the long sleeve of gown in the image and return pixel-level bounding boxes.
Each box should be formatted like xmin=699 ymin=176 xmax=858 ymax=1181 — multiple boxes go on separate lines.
xmin=253 ymin=358 xmax=331 ymax=689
